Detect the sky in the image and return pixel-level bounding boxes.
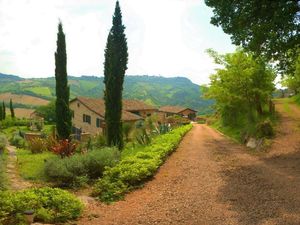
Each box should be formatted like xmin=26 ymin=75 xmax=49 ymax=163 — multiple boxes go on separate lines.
xmin=0 ymin=0 xmax=236 ymax=85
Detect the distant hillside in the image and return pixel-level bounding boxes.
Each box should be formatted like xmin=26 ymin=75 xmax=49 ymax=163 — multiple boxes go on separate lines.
xmin=0 ymin=73 xmax=213 ymax=114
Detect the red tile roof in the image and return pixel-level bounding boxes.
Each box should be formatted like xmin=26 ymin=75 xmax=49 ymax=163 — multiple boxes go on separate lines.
xmin=159 ymin=105 xmax=197 ymax=114
xmin=71 ymin=97 xmax=155 ymax=121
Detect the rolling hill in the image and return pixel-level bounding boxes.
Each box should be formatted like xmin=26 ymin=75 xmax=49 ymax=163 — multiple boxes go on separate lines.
xmin=0 ymin=73 xmax=213 ymax=114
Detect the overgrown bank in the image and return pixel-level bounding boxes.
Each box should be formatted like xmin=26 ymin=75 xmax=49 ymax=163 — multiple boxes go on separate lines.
xmin=205 ymin=49 xmax=276 ymax=146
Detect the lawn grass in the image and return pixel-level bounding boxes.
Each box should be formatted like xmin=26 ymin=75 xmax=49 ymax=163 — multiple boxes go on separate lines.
xmin=17 ymin=149 xmax=56 ymax=181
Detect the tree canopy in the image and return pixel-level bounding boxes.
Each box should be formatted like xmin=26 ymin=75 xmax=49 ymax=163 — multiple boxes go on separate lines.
xmin=55 ymin=22 xmax=72 ymax=140
xmin=104 ymin=1 xmax=128 ymax=149
xmin=205 ymin=0 xmax=300 ymax=73
xmin=206 ymin=49 xmax=275 ymax=125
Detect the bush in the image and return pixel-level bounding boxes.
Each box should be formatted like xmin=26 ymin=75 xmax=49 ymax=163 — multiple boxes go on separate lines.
xmin=28 ymin=138 xmax=46 ymax=154
xmin=256 ymin=119 xmax=275 ymax=138
xmin=0 ymin=117 xmax=29 ymax=129
xmin=45 ymin=148 xmax=120 ymax=187
xmin=0 ymin=135 xmax=7 ymax=152
xmin=10 ymin=132 xmax=26 ymax=148
xmin=51 ymin=139 xmax=77 ymax=158
xmin=0 ymin=187 xmax=83 ymax=224
xmin=93 ymin=124 xmax=192 ymax=202
xmin=0 ymin=152 xmax=7 ymax=190
xmin=44 ymin=135 xmax=58 ymax=151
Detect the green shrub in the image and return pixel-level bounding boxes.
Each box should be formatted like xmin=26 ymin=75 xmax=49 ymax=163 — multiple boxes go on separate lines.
xmin=10 ymin=133 xmax=26 ymax=148
xmin=93 ymin=124 xmax=192 ymax=202
xmin=0 ymin=187 xmax=83 ymax=224
xmin=256 ymin=119 xmax=275 ymax=138
xmin=28 ymin=138 xmax=46 ymax=154
xmin=45 ymin=148 xmax=120 ymax=187
xmin=0 ymin=134 xmax=7 ymax=152
xmin=0 ymin=152 xmax=8 ymax=190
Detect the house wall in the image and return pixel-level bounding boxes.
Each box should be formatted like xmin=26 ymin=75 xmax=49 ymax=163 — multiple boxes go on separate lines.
xmin=70 ymin=100 xmax=104 ymax=135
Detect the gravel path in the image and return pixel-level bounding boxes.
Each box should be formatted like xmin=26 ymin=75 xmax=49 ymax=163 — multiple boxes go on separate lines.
xmin=79 ymin=100 xmax=300 ymax=225
xmin=6 ymin=145 xmax=32 ymax=190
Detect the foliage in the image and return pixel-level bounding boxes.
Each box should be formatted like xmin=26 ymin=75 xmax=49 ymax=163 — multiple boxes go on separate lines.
xmin=123 ymin=122 xmax=134 ymax=142
xmin=206 ymin=49 xmax=275 ymax=124
xmin=205 ymin=0 xmax=300 ymax=73
xmin=9 ymin=99 xmax=15 ymax=118
xmin=44 ymin=148 xmax=120 ymax=187
xmin=16 ymin=149 xmax=54 ymax=181
xmin=256 ymin=119 xmax=275 ymax=138
xmin=281 ymin=51 xmax=300 ymax=94
xmin=0 ymin=151 xmax=8 ymax=190
xmin=0 ymin=117 xmax=29 ymax=129
xmin=0 ymin=104 xmax=2 ymax=121
xmin=104 ymin=1 xmax=128 ymax=149
xmin=0 ymin=187 xmax=83 ymax=224
xmin=51 ymin=139 xmax=77 ymax=158
xmin=55 ymin=22 xmax=72 ymax=140
xmin=10 ymin=132 xmax=26 ymax=148
xmin=166 ymin=115 xmax=190 ymax=125
xmin=44 ymin=135 xmax=58 ymax=151
xmin=93 ymin=125 xmax=192 ymax=202
xmin=35 ymin=100 xmax=56 ymax=122
xmin=135 ymin=128 xmax=151 ymax=145
xmin=0 ymin=134 xmax=7 ymax=152
xmin=2 ymin=102 xmax=6 ymax=120
xmin=28 ymin=138 xmax=46 ymax=154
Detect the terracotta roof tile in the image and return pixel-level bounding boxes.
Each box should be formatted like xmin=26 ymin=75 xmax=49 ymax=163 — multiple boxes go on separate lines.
xmin=159 ymin=105 xmax=197 ymax=114
xmin=72 ymin=97 xmax=151 ymax=121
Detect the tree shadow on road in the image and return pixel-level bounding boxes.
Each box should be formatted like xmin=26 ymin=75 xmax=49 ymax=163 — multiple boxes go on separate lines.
xmin=209 ymin=138 xmax=300 ymax=225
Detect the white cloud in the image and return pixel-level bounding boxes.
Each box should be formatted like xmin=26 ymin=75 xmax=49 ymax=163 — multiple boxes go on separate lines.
xmin=0 ymin=0 xmax=235 ymax=84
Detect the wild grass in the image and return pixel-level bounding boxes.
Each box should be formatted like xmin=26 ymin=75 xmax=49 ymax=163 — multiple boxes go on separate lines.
xmin=17 ymin=149 xmax=55 ymax=181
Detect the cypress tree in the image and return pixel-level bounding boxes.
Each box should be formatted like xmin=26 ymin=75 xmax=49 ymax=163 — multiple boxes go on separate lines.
xmin=0 ymin=104 xmax=3 ymax=121
xmin=104 ymin=1 xmax=128 ymax=149
xmin=55 ymin=21 xmax=71 ymax=140
xmin=10 ymin=99 xmax=15 ymax=118
xmin=2 ymin=102 xmax=6 ymax=120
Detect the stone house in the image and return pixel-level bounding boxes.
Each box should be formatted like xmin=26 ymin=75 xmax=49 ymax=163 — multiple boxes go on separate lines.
xmin=69 ymin=97 xmax=158 ymax=135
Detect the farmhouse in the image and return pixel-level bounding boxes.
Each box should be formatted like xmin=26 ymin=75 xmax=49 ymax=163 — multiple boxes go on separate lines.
xmin=70 ymin=97 xmax=158 ymax=135
xmin=159 ymin=105 xmax=197 ymax=121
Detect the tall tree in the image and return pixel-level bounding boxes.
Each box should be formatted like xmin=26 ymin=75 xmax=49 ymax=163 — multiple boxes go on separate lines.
xmin=104 ymin=1 xmax=128 ymax=149
xmin=0 ymin=104 xmax=3 ymax=121
xmin=9 ymin=99 xmax=15 ymax=119
xmin=205 ymin=0 xmax=300 ymax=74
xmin=2 ymin=102 xmax=5 ymax=120
xmin=55 ymin=21 xmax=71 ymax=140
xmin=206 ymin=49 xmax=275 ymax=125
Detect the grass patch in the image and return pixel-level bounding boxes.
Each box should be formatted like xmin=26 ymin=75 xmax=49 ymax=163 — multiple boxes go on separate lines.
xmin=25 ymin=86 xmax=52 ymax=97
xmin=17 ymin=149 xmax=55 ymax=181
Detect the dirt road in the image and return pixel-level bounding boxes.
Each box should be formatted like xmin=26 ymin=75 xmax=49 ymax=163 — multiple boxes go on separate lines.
xmin=79 ymin=99 xmax=300 ymax=225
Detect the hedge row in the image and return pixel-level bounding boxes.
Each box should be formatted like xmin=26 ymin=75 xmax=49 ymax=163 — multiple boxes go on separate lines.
xmin=93 ymin=124 xmax=192 ymax=202
xmin=0 ymin=187 xmax=83 ymax=224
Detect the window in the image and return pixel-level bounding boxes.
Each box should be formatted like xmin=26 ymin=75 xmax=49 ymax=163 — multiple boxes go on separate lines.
xmin=96 ymin=118 xmax=101 ymax=128
xmin=77 ymin=103 xmax=80 ymax=108
xmin=83 ymin=114 xmax=91 ymax=124
xmin=147 ymin=113 xmax=151 ymax=117
xmin=71 ymin=110 xmax=74 ymax=118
